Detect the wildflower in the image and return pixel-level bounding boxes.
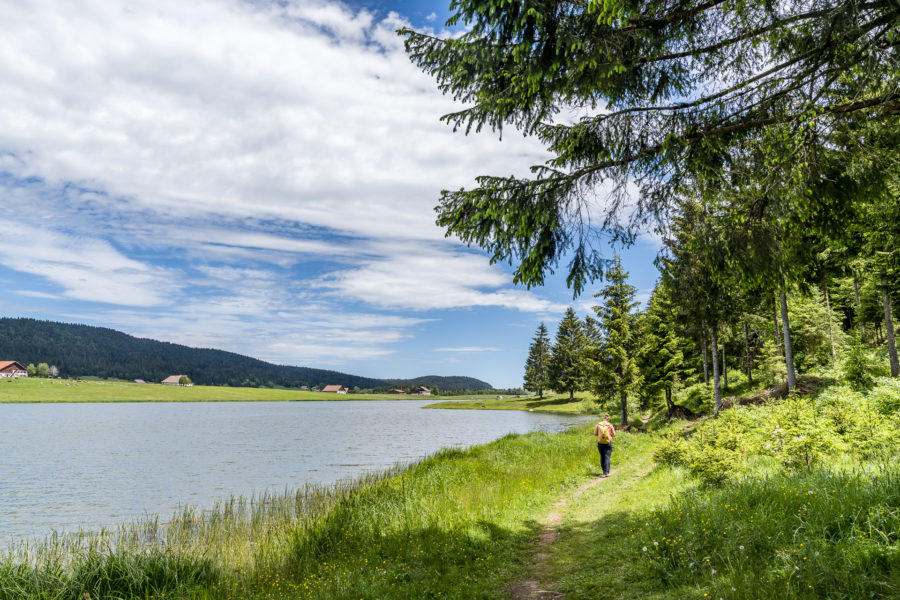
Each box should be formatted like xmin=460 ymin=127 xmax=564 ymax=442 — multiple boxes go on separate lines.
xmin=642 ymin=547 xmax=648 ymax=552
xmin=739 ymin=545 xmax=744 ymax=550
xmin=654 ymin=541 xmax=659 ymax=546
xmin=711 ymin=569 xmax=716 ymax=575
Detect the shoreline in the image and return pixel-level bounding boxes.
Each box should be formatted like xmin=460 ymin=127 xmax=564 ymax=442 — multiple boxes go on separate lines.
xmin=0 ymin=378 xmax=499 ymax=404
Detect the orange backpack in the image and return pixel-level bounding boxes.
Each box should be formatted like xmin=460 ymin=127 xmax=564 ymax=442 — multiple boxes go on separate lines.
xmin=597 ymin=422 xmax=612 ymax=444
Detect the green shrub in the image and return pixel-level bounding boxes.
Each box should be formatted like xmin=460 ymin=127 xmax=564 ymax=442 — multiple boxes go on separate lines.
xmin=686 ymin=444 xmax=742 ymax=486
xmin=870 ymin=376 xmax=900 ymax=414
xmin=842 ymin=336 xmax=874 ymax=390
xmin=653 ymin=434 xmax=689 ymax=466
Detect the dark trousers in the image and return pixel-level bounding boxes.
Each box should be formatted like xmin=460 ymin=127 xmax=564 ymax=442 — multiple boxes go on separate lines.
xmin=597 ymin=442 xmax=612 ymax=475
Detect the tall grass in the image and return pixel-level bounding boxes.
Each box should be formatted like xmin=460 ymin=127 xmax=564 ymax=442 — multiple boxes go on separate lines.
xmin=633 ymin=468 xmax=900 ymax=599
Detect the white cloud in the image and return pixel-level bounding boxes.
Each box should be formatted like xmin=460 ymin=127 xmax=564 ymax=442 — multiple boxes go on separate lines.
xmin=0 ymin=0 xmax=547 ymax=242
xmin=0 ymin=0 xmax=576 ymax=376
xmin=0 ymin=221 xmax=175 ymax=307
xmin=317 ymin=243 xmax=568 ymax=312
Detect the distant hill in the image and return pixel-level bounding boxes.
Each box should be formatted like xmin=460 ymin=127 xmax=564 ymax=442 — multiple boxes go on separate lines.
xmin=0 ymin=318 xmax=493 ymax=390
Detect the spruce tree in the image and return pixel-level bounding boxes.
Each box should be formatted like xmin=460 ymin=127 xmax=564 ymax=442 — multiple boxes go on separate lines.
xmin=523 ymin=323 xmax=551 ymax=398
xmin=589 ymin=257 xmax=639 ymax=426
xmin=637 ymin=284 xmax=684 ymax=416
xmin=548 ymin=308 xmax=587 ymax=401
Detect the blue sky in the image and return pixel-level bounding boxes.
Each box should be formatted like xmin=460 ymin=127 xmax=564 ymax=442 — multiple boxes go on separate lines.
xmin=0 ymin=0 xmax=661 ymax=388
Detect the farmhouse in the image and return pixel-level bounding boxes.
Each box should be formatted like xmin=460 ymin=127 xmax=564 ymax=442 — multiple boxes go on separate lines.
xmin=0 ymin=361 xmax=28 ymax=378
xmin=161 ymin=375 xmax=192 ymax=386
xmin=389 ymin=389 xmax=406 ymax=394
xmin=411 ymin=386 xmax=431 ymax=396
xmin=322 ymin=385 xmax=348 ymax=394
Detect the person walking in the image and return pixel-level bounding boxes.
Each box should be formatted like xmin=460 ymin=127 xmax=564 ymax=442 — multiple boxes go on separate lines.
xmin=594 ymin=413 xmax=616 ymax=477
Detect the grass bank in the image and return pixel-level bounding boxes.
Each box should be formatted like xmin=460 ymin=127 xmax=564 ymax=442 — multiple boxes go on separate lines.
xmin=0 ymin=378 xmax=496 ymax=403
xmin=425 ymin=391 xmax=591 ymax=414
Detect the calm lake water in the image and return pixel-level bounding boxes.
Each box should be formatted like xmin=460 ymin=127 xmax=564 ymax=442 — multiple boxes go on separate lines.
xmin=0 ymin=401 xmax=588 ymax=541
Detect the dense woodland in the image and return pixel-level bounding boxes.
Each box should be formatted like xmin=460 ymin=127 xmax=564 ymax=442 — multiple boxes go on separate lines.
xmin=525 ymin=253 xmax=899 ymax=421
xmin=0 ymin=318 xmax=493 ymax=391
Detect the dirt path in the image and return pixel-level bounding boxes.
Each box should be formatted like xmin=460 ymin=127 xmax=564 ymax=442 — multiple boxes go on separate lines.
xmin=506 ymin=468 xmax=619 ymax=599
xmin=507 ymin=454 xmax=663 ymax=600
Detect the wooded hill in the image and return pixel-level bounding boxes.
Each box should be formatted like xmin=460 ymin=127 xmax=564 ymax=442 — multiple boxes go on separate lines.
xmin=0 ymin=318 xmax=493 ymax=390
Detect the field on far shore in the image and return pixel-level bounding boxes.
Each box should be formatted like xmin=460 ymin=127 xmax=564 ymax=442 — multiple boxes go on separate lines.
xmin=0 ymin=378 xmax=498 ymax=403
xmin=426 ymin=392 xmax=592 ymax=414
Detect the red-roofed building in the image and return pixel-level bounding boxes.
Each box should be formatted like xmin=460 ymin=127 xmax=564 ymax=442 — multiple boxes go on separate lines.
xmin=0 ymin=361 xmax=27 ymax=378
xmin=322 ymin=385 xmax=348 ymax=394
xmin=161 ymin=375 xmax=192 ymax=386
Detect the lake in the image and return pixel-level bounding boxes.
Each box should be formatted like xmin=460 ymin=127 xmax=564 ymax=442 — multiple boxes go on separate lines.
xmin=0 ymin=401 xmax=588 ymax=541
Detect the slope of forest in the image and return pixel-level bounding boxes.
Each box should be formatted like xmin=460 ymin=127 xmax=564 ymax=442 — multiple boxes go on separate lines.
xmin=0 ymin=318 xmax=493 ymax=390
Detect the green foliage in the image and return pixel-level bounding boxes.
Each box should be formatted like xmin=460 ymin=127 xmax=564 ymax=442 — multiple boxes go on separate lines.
xmin=586 ymin=257 xmax=640 ymax=424
xmin=768 ymin=395 xmax=842 ymax=470
xmin=786 ymin=291 xmax=845 ymax=371
xmin=549 ymin=308 xmax=588 ymax=399
xmin=843 ymin=335 xmax=875 ymax=390
xmin=523 ymin=323 xmax=551 ymax=397
xmin=871 ymin=377 xmax=900 ymax=414
xmin=25 ymin=363 xmax=35 ymax=377
xmin=757 ymin=339 xmax=787 ymax=388
xmin=35 ymin=363 xmax=51 ymax=378
xmin=652 ymin=433 xmax=689 ymax=467
xmin=402 ymin=0 xmax=899 ymax=290
xmin=637 ymin=284 xmax=685 ymax=411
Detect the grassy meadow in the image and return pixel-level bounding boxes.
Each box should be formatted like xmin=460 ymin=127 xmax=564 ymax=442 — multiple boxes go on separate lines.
xmin=0 ymin=378 xmax=495 ymax=403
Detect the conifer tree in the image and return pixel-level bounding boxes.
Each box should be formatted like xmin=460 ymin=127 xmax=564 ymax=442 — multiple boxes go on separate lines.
xmin=588 ymin=257 xmax=640 ymax=426
xmin=402 ymin=0 xmax=898 ymax=292
xmin=548 ymin=308 xmax=587 ymax=401
xmin=638 ymin=284 xmax=684 ymax=416
xmin=523 ymin=323 xmax=551 ymax=398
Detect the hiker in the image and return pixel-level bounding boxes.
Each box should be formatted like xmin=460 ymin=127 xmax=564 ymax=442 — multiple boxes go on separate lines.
xmin=594 ymin=413 xmax=615 ymax=477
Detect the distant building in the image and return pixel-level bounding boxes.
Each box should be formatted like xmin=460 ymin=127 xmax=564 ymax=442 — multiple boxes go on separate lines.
xmin=300 ymin=385 xmax=309 ymax=390
xmin=133 ymin=379 xmax=146 ymax=384
xmin=0 ymin=361 xmax=28 ymax=378
xmin=322 ymin=385 xmax=348 ymax=394
xmin=162 ymin=375 xmax=192 ymax=386
xmin=389 ymin=389 xmax=406 ymax=394
xmin=411 ymin=386 xmax=431 ymax=396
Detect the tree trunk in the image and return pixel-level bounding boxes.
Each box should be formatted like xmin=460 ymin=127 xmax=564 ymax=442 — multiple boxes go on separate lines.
xmin=773 ymin=297 xmax=784 ymax=356
xmin=665 ymin=387 xmax=673 ymax=411
xmin=854 ymin=270 xmax=864 ymax=338
xmin=881 ymin=271 xmax=899 ymax=377
xmin=710 ymin=326 xmax=722 ymax=415
xmin=744 ymin=320 xmax=753 ymax=385
xmin=721 ymin=337 xmax=728 ymax=390
xmin=780 ymin=290 xmax=797 ymax=392
xmin=823 ymin=280 xmax=836 ymax=358
xmin=620 ymin=390 xmax=628 ymax=427
xmin=569 ymin=390 xmax=574 ymax=401
xmin=701 ymin=339 xmax=710 ymax=386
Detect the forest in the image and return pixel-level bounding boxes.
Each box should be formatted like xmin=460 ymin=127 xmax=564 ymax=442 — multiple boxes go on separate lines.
xmin=0 ymin=318 xmax=493 ymax=391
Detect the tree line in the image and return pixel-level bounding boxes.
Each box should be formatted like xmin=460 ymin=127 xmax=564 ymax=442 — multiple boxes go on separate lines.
xmin=525 ymin=252 xmax=898 ymax=424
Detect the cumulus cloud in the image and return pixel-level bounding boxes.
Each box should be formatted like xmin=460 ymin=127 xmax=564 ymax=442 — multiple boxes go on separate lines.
xmin=0 ymin=0 xmax=569 ymax=372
